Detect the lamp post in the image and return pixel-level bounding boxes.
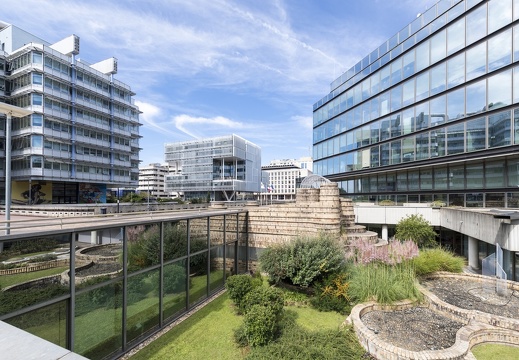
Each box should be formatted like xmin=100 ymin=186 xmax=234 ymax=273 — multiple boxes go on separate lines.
xmin=0 ymin=103 xmax=33 ymax=235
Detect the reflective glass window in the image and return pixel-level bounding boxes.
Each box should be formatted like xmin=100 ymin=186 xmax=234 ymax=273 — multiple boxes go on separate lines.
xmin=466 ymin=163 xmax=484 ymax=189
xmin=488 ymin=110 xmax=512 ymax=147
xmin=391 ymin=57 xmax=402 ymax=85
xmin=402 ymin=137 xmax=415 ymax=162
xmin=450 ymin=164 xmax=465 ymax=190
xmin=390 ymin=85 xmax=402 ymax=112
xmin=370 ymin=97 xmax=379 ymax=121
xmin=430 ymin=95 xmax=447 ymax=126
xmin=515 ymin=109 xmax=519 ymax=144
xmin=420 ymin=168 xmax=433 ymax=190
xmin=430 ymin=63 xmax=446 ymax=96
xmin=362 ymin=102 xmax=371 ymax=123
xmin=361 ymin=78 xmax=370 ymax=101
xmin=403 ymin=50 xmax=415 ymax=78
xmin=466 ymin=79 xmax=486 ymax=116
xmin=346 ymin=89 xmax=354 ymax=108
xmin=434 ymin=166 xmax=448 ymax=190
xmin=380 ymin=143 xmax=389 ymax=166
xmin=370 ymin=122 xmax=380 ymax=143
xmin=489 ymin=29 xmax=513 ymax=72
xmin=380 ymin=117 xmax=390 ymax=140
xmin=466 ymin=42 xmax=486 ymax=81
xmin=390 ymin=113 xmax=401 ymax=138
xmin=32 ymin=93 xmax=43 ymax=105
xmin=397 ymin=172 xmax=407 ymax=191
xmin=507 ymin=158 xmax=519 ymax=187
xmin=416 ymin=71 xmax=429 ymax=101
xmin=354 ymin=107 xmax=362 ymax=127
xmin=515 ymin=0 xmax=519 ymax=20
xmin=447 ymin=88 xmax=465 ymax=121
xmin=431 ymin=127 xmax=446 ymax=157
xmin=371 ymin=71 xmax=380 ymax=95
xmin=408 ymin=170 xmax=419 ymax=190
xmin=391 ymin=139 xmax=401 ymax=165
xmin=430 ymin=29 xmax=446 ymax=64
xmin=380 ymin=91 xmax=390 ymax=116
xmin=447 ymin=18 xmax=465 ymax=55
xmin=466 ymin=4 xmax=487 ymax=45
xmin=402 ymin=79 xmax=414 ymax=107
xmin=391 ymin=44 xmax=403 ymax=59
xmin=447 ymin=53 xmax=465 ymax=89
xmin=488 ymin=70 xmax=512 ymax=110
xmin=402 ymin=108 xmax=415 ymax=135
xmin=416 ymin=41 xmax=430 ymax=72
xmin=416 ymin=133 xmax=429 ymax=160
xmin=447 ymin=1 xmax=464 ymax=22
xmin=415 ymin=103 xmax=428 ymax=132
xmin=32 ymin=113 xmax=43 ymax=126
xmin=416 ymin=25 xmax=430 ymax=43
xmin=353 ymin=84 xmax=361 ymax=105
xmin=486 ymin=160 xmax=506 ymax=188
xmin=488 ymin=0 xmax=512 ymax=34
xmin=380 ymin=66 xmax=391 ymax=90
xmin=447 ymin=122 xmax=465 ymax=155
xmin=430 ymin=13 xmax=446 ymax=33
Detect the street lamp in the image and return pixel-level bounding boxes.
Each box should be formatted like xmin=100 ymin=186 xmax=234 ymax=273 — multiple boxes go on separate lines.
xmin=0 ymin=103 xmax=33 ymax=235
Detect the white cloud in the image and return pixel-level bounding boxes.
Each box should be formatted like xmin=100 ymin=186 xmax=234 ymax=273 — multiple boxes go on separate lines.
xmin=292 ymin=115 xmax=313 ymax=130
xmin=173 ymin=114 xmax=245 ymax=139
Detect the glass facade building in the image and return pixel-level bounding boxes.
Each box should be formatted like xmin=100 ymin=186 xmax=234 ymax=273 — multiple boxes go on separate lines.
xmin=313 ymin=0 xmax=519 ymax=207
xmin=164 ymin=134 xmax=261 ymax=201
xmin=0 ymin=22 xmax=141 ymax=204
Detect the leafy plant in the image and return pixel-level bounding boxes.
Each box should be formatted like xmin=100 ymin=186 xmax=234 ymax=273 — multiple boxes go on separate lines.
xmin=242 ymin=286 xmax=284 ymax=319
xmin=225 ymin=274 xmax=261 ymax=313
xmin=243 ymin=304 xmax=279 ymax=347
xmin=310 ymin=272 xmax=351 ymax=314
xmin=412 ymin=247 xmax=465 ymax=276
xmin=395 ymin=214 xmax=437 ymax=248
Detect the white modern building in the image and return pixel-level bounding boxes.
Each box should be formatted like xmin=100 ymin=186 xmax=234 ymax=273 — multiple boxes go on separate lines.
xmin=137 ymin=163 xmax=181 ymax=199
xmin=0 ymin=21 xmax=141 ymax=205
xmin=261 ymin=157 xmax=313 ymax=200
xmin=164 ymin=134 xmax=261 ymax=201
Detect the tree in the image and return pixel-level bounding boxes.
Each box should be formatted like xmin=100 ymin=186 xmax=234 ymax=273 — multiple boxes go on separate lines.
xmin=394 ymin=214 xmax=437 ymax=248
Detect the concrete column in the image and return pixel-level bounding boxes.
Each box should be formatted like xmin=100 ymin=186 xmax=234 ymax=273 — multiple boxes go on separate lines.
xmin=91 ymin=231 xmax=98 ymax=245
xmin=468 ymin=236 xmax=479 ymax=270
xmin=382 ymin=224 xmax=388 ymax=241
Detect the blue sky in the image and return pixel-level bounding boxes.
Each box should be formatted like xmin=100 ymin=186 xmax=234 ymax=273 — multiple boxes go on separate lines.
xmin=3 ymin=0 xmax=438 ymax=165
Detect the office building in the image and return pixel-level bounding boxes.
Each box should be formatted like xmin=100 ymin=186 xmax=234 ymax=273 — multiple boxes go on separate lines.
xmin=0 ymin=21 xmax=141 ymax=205
xmin=261 ymin=157 xmax=313 ymax=200
xmin=164 ymin=134 xmax=261 ymax=201
xmin=313 ymin=0 xmax=519 ymax=208
xmin=137 ymin=163 xmax=182 ymax=199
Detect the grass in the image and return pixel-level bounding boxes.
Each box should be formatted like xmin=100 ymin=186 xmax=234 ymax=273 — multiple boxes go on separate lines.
xmin=472 ymin=343 xmax=519 ymax=359
xmin=412 ymin=247 xmax=465 ymax=276
xmin=0 ymin=266 xmax=68 ymax=288
xmin=130 ymin=292 xmax=351 ymax=360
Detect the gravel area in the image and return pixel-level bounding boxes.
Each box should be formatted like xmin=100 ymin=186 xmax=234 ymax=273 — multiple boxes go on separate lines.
xmin=421 ymin=277 xmax=519 ymax=320
xmin=82 ymin=245 xmax=122 ymax=257
xmin=361 ymin=307 xmax=464 ymax=352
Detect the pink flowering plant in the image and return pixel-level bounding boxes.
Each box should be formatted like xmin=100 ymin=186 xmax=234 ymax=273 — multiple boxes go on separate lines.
xmin=345 ymin=238 xmax=419 ymax=265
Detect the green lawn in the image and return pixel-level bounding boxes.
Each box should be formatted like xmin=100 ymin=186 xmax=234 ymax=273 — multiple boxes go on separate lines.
xmin=0 ymin=266 xmax=68 ymax=288
xmin=130 ymin=292 xmax=349 ymax=360
xmin=472 ymin=343 xmax=519 ymax=359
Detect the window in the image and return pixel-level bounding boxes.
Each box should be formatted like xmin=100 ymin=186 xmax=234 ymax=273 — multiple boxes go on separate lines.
xmin=488 ymin=110 xmax=511 ymax=148
xmin=447 ymin=53 xmax=465 ymax=89
xmin=466 ymin=43 xmax=486 ymax=81
xmin=488 ymin=29 xmax=512 ymax=72
xmin=466 ymin=117 xmax=486 ymax=151
xmin=447 ymin=88 xmax=465 ymax=121
xmin=466 ymin=4 xmax=487 ymax=45
xmin=466 ymin=79 xmax=486 ymax=116
xmin=488 ymin=70 xmax=512 ymax=110
xmin=447 ymin=18 xmax=465 ymax=56
xmin=32 ymin=93 xmax=43 ymax=106
xmin=32 ymin=114 xmax=43 ymax=126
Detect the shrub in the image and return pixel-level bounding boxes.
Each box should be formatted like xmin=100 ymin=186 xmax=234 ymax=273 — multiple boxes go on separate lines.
xmin=310 ymin=273 xmax=351 ymax=314
xmin=259 ymin=234 xmax=345 ymax=287
xmin=242 ymin=286 xmax=284 ymax=319
xmin=348 ymin=262 xmax=422 ymax=304
xmin=345 ymin=239 xmax=419 ymax=265
xmin=244 ymin=304 xmax=278 ymax=347
xmin=395 ymin=214 xmax=437 ymax=248
xmin=412 ymin=248 xmax=465 ymax=276
xmin=225 ymin=274 xmax=259 ymax=313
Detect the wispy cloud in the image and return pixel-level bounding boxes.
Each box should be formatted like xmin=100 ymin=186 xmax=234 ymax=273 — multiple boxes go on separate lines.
xmin=173 ymin=114 xmax=245 ymax=139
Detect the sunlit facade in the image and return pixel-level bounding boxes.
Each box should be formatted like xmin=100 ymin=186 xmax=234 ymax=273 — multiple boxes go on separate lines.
xmin=0 ymin=21 xmax=141 ymax=204
xmin=313 ymin=0 xmax=519 ymax=208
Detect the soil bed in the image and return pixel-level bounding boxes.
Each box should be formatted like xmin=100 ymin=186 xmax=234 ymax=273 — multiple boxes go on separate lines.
xmin=75 ymin=263 xmax=121 ymax=277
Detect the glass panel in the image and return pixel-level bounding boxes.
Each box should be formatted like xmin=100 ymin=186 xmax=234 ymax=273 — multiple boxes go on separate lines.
xmin=380 ymin=117 xmax=390 ymax=140
xmin=190 ymin=218 xmax=208 ymax=255
xmin=466 ymin=42 xmax=487 ymax=81
xmin=164 ymin=220 xmax=188 ymax=262
xmin=397 ymin=172 xmax=407 ymax=191
xmin=391 ymin=139 xmax=401 ymax=165
xmin=430 ymin=29 xmax=446 ymax=64
xmin=488 ymin=29 xmax=512 ymax=72
xmin=466 ymin=163 xmax=484 ymax=189
xmin=450 ymin=165 xmax=465 ymax=190
xmin=0 ymin=235 xmax=70 ymax=316
xmin=415 ymin=101 xmax=429 ymax=131
xmin=467 ymin=4 xmax=487 ymax=45
xmin=515 ymin=109 xmax=519 ymax=144
xmin=391 ymin=57 xmax=402 ymax=85
xmin=5 ymin=301 xmax=67 ymax=349
xmin=126 ymin=223 xmax=161 ymax=272
xmin=486 ymin=193 xmax=505 ymax=207
xmin=488 ymin=110 xmax=512 ymax=147
xmin=408 ymin=170 xmax=419 ymax=190
xmin=416 ymin=40 xmax=430 ymax=72
xmin=488 ymin=0 xmax=512 ymax=34
xmin=390 ymin=113 xmax=401 ymax=137
xmin=466 ymin=117 xmax=486 ymax=151
xmin=402 ymin=108 xmax=415 ymax=134
xmin=434 ymin=166 xmax=448 ymax=190
xmin=402 ymin=137 xmax=415 ymax=162
xmin=431 ymin=127 xmax=446 ymax=157
xmin=508 ymin=158 xmax=519 ymax=187
xmin=515 ymin=67 xmax=519 ymax=104
xmin=370 ymin=146 xmax=379 ymax=167
xmin=391 ymin=85 xmax=402 ymax=111
xmin=466 ymin=193 xmax=484 ymax=207
xmin=380 ymin=65 xmax=391 ymax=90
xmin=488 ymin=70 xmax=512 ymax=110
xmin=447 ymin=88 xmax=465 ymax=121
xmin=75 ymin=280 xmax=123 ymax=359
xmin=430 ymin=62 xmax=446 ymax=95
xmin=416 ymin=71 xmax=429 ymax=101
xmin=447 ymin=18 xmax=465 ymax=55
xmin=377 ymin=173 xmax=386 ymax=192
xmin=163 ymin=259 xmax=187 ymax=321
xmin=126 ymin=270 xmax=160 ymax=344
xmin=416 ymin=133 xmax=429 ymax=160
xmin=430 ymin=95 xmax=447 ymax=126
xmin=403 ymin=50 xmax=415 ymax=78
xmin=380 ymin=90 xmax=390 ymax=116
xmin=189 ymin=253 xmax=208 ymax=306
xmin=449 ymin=193 xmax=465 ymax=206
xmin=209 ymin=247 xmax=225 ymax=293
xmin=514 ymin=26 xmax=519 ymax=62
xmin=486 ymin=161 xmax=505 ymax=188
xmin=420 ymin=168 xmax=433 ymax=190
xmin=380 ymin=143 xmax=389 ymax=166
xmin=447 ymin=122 xmax=465 ymax=155
xmin=447 ymin=53 xmax=465 ymax=89
xmin=402 ymin=79 xmax=414 ymax=107
xmin=466 ymin=79 xmax=486 ymax=116
xmin=371 ymin=71 xmax=380 ymax=94
xmin=361 ymin=78 xmax=370 ymax=101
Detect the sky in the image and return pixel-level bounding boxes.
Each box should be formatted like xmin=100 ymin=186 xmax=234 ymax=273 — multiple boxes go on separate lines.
xmin=3 ymin=0 xmax=439 ymax=166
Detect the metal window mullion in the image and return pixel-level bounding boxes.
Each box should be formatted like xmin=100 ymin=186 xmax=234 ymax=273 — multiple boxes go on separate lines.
xmin=186 ymin=219 xmax=191 ymax=310
xmin=223 ymin=215 xmax=226 ymax=280
xmin=159 ymin=222 xmax=164 ymax=327
xmin=68 ymin=231 xmax=76 ymax=351
xmin=122 ymin=226 xmax=128 ymax=351
xmin=206 ymin=217 xmax=210 ymax=295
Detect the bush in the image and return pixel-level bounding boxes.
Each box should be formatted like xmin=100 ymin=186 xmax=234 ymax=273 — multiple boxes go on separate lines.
xmin=348 ymin=262 xmax=422 ymax=304
xmin=412 ymin=248 xmax=465 ymax=276
xmin=310 ymin=273 xmax=351 ymax=314
xmin=395 ymin=214 xmax=437 ymax=248
xmin=242 ymin=286 xmax=284 ymax=319
xmin=244 ymin=304 xmax=279 ymax=347
xmin=225 ymin=274 xmax=261 ymax=313
xmin=259 ymin=235 xmax=345 ymax=287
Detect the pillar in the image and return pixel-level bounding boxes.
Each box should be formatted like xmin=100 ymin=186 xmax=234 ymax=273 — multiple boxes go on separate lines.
xmin=468 ymin=236 xmax=479 ymax=270
xmin=382 ymin=225 xmax=388 ymax=241
xmin=91 ymin=230 xmax=99 ymax=245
